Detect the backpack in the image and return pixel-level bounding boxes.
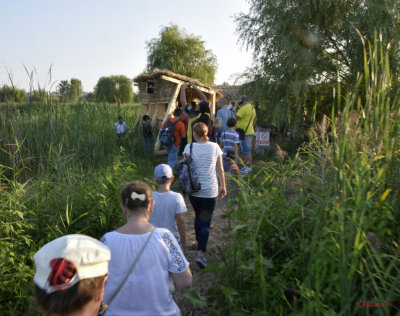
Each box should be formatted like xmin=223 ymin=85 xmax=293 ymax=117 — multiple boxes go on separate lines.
xmin=159 ymin=119 xmax=179 ymax=147
xmin=177 ymin=143 xmax=201 ymax=194
xmin=141 ymin=122 xmax=152 ymax=138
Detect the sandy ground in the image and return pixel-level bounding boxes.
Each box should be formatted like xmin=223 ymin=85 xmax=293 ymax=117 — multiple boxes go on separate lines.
xmin=171 ymin=180 xmax=239 ymax=315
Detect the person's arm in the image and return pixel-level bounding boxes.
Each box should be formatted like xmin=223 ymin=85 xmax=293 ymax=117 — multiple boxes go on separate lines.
xmin=234 ymin=143 xmax=239 ymax=158
xmin=176 ymin=213 xmax=186 ymax=250
xmin=235 ymin=108 xmax=242 ymax=121
xmin=216 ymin=155 xmax=226 ymax=198
xmin=253 ymin=115 xmax=257 ymax=128
xmin=192 ymin=84 xmax=207 ymax=101
xmin=215 ymin=111 xmax=222 ymax=129
xmin=181 ymin=83 xmax=198 ymax=117
xmin=171 ymin=268 xmax=192 ymax=291
xmin=180 ymin=84 xmax=188 ymax=107
xmin=179 ymin=122 xmax=186 ymax=139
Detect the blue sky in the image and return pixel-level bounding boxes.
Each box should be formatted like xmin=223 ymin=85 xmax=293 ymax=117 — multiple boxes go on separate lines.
xmin=0 ymin=0 xmax=253 ymax=92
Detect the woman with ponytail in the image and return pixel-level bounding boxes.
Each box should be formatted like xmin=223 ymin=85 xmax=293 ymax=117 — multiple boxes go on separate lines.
xmin=101 ymin=181 xmax=192 ymax=315
xmin=183 ymin=122 xmax=226 ymax=268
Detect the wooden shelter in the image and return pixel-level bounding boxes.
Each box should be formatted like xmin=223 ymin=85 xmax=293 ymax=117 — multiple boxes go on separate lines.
xmin=133 ymin=69 xmax=222 ymax=155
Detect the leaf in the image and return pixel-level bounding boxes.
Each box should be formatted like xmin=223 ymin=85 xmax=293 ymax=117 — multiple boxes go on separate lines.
xmin=379 ymin=188 xmax=391 ymax=202
xmin=184 ymin=290 xmax=207 ymax=307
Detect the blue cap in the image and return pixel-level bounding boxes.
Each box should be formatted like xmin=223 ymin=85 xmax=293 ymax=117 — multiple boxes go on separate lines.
xmin=154 ymin=164 xmax=173 ymax=183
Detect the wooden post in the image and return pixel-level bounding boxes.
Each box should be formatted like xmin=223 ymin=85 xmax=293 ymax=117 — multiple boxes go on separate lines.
xmin=154 ymin=82 xmax=182 ymax=155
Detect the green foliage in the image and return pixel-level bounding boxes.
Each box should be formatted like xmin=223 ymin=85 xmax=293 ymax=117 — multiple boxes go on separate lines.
xmin=146 ymin=24 xmax=217 ymax=84
xmin=69 ymin=78 xmax=83 ymax=103
xmin=236 ymin=0 xmax=400 ymax=130
xmin=210 ymin=33 xmax=400 ymax=314
xmin=0 ymin=102 xmax=141 ymax=177
xmin=0 ymin=85 xmax=27 ymax=103
xmin=57 ymin=78 xmax=83 ymax=103
xmin=95 ymin=75 xmax=133 ymax=103
xmin=57 ymin=80 xmax=70 ymax=102
xmin=29 ymin=89 xmax=49 ymax=104
xmin=0 ymin=101 xmax=161 ymax=314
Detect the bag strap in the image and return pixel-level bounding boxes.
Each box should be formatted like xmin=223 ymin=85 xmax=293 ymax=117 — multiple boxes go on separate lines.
xmin=244 ymin=105 xmax=254 ymax=134
xmin=101 ymin=229 xmax=155 ymax=314
xmin=188 ymin=142 xmax=196 ymax=190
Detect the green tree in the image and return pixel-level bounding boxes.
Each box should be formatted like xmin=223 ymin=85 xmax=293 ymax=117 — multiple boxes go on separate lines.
xmin=57 ymin=80 xmax=71 ymax=102
xmin=94 ymin=75 xmax=133 ymax=103
xmin=56 ymin=79 xmax=82 ymax=103
xmin=0 ymin=85 xmax=27 ymax=103
xmin=70 ymin=78 xmax=83 ymax=103
xmin=146 ymin=24 xmax=217 ymax=84
xmin=236 ymin=0 xmax=400 ymax=127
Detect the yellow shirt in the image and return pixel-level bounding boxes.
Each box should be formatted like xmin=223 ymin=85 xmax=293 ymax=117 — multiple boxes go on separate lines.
xmin=236 ymin=103 xmax=256 ymax=135
xmin=187 ymin=112 xmax=210 ymax=143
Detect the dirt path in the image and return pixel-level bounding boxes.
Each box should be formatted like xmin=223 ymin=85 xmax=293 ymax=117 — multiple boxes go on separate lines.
xmin=172 ymin=181 xmax=238 ymax=315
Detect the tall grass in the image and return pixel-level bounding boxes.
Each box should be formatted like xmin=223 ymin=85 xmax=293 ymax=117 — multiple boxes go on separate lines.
xmin=0 ymin=101 xmax=162 ymax=315
xmin=210 ymin=33 xmax=400 ymax=314
xmin=0 ymin=101 xmax=141 ymax=180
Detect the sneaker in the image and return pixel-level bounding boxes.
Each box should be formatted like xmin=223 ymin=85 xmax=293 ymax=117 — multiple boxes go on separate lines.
xmin=240 ymin=166 xmax=252 ymax=175
xmin=196 ymin=254 xmax=208 ymax=269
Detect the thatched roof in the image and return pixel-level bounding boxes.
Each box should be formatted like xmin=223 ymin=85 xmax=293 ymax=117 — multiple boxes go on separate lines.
xmin=133 ymin=69 xmax=215 ymax=91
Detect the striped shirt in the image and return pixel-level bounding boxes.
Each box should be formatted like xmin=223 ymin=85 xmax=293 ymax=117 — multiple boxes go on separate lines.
xmin=183 ymin=142 xmax=222 ymax=198
xmin=220 ymin=130 xmax=240 ymax=156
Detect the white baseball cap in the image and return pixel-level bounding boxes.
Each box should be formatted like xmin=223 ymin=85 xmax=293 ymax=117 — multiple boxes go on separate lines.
xmin=33 ymin=234 xmax=111 ymax=293
xmin=154 ymin=164 xmax=173 ymax=183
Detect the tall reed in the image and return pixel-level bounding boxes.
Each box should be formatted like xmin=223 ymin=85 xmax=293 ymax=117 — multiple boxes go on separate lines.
xmin=210 ymin=32 xmax=400 ymax=315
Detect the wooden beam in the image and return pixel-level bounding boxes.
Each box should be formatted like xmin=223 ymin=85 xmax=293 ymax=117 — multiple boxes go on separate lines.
xmin=154 ymin=82 xmax=182 ymax=155
xmin=151 ymin=106 xmax=159 ymax=129
xmin=160 ymin=75 xmax=214 ymax=95
xmin=210 ymin=92 xmax=216 ymax=120
xmin=134 ymin=104 xmax=147 ymax=128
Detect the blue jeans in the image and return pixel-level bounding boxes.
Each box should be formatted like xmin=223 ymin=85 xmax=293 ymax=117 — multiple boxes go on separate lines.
xmin=188 ymin=195 xmax=217 ymax=252
xmin=142 ymin=137 xmax=153 ymax=154
xmin=240 ymin=134 xmax=254 ymax=154
xmin=166 ymin=145 xmax=178 ymax=171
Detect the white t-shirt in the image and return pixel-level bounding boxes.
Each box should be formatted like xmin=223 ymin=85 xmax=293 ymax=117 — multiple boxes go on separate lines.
xmin=183 ymin=142 xmax=223 ymax=198
xmin=101 ymin=228 xmax=189 ymax=316
xmin=150 ymin=191 xmax=187 ymax=243
xmin=115 ymin=121 xmax=127 ymax=134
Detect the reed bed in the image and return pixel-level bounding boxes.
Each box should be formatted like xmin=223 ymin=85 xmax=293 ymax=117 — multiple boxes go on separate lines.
xmin=209 ymin=33 xmax=400 ymax=315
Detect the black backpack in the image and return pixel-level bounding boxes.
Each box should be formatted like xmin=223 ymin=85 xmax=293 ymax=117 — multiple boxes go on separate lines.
xmin=159 ymin=119 xmax=179 ymax=147
xmin=141 ymin=122 xmax=152 ymax=138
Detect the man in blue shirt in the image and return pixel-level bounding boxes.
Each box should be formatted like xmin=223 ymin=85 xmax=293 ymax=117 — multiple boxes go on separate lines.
xmin=215 ymin=97 xmax=235 ymax=142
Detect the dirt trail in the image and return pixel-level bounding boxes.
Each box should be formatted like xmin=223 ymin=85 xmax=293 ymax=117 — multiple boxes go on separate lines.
xmin=172 ymin=181 xmax=238 ymax=315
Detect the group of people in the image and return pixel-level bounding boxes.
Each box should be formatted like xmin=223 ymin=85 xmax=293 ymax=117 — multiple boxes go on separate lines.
xmin=140 ymin=83 xmax=257 ymax=176
xmin=33 ymin=174 xmax=192 ymax=316
xmin=32 ymin=153 xmax=228 ymax=315
xmin=32 ymin=85 xmax=257 ymax=316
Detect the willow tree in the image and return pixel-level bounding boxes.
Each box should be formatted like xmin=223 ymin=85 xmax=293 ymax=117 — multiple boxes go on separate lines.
xmin=236 ymin=0 xmax=400 ymax=128
xmin=146 ymin=24 xmax=217 ymax=85
xmin=94 ymin=75 xmax=133 ymax=103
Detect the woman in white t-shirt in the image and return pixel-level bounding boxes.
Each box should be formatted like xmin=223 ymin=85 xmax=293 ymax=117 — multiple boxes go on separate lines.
xmin=101 ymin=181 xmax=192 ymax=316
xmin=183 ymin=122 xmax=226 ymax=268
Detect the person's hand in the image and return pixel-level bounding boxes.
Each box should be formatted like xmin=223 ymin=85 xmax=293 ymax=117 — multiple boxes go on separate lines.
xmin=219 ymin=186 xmax=227 ymax=198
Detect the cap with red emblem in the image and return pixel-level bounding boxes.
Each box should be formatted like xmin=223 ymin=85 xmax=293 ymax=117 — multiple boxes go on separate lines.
xmin=33 ymin=234 xmax=111 ymax=293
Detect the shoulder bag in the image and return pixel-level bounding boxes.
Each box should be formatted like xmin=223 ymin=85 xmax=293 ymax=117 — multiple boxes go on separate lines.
xmin=177 ymin=143 xmax=201 ymax=194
